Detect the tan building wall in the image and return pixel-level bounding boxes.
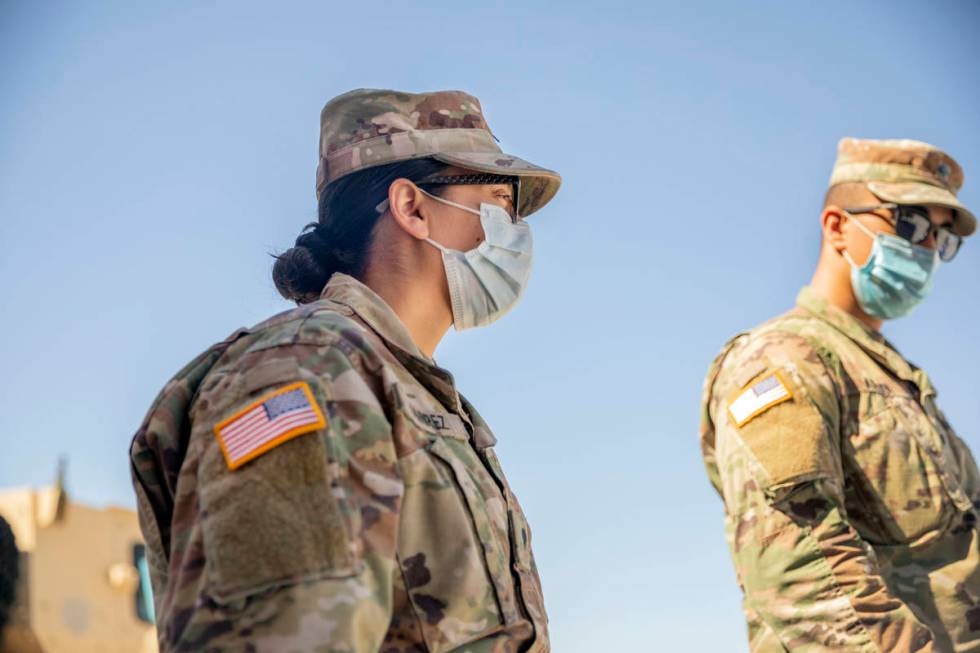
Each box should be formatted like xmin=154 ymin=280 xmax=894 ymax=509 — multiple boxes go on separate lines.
xmin=0 ymin=486 xmax=157 ymax=653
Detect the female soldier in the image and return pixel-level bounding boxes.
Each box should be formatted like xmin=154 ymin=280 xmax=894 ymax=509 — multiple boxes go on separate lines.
xmin=130 ymin=88 xmax=561 ymax=653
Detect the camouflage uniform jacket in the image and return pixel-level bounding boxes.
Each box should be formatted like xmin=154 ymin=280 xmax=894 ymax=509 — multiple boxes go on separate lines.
xmin=701 ymin=287 xmax=980 ymax=652
xmin=130 ymin=273 xmax=548 ymax=653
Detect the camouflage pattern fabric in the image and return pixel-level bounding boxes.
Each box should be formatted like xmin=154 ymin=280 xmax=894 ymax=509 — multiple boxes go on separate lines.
xmin=130 ymin=273 xmax=547 ymax=653
xmin=701 ymin=287 xmax=980 ymax=652
xmin=315 ymin=88 xmax=561 ymax=218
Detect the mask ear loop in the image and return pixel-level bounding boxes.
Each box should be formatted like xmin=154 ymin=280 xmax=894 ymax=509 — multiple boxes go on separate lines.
xmin=377 ymin=180 xmax=520 ymax=222
xmin=843 ymin=210 xmax=878 ymax=239
xmin=372 ymin=190 xmax=462 ymax=253
xmin=840 ymin=209 xmax=877 ymax=269
xmin=425 ymin=236 xmax=451 ymax=253
xmin=417 ymin=187 xmax=481 ymax=216
xmin=376 ymin=187 xmax=483 ymax=215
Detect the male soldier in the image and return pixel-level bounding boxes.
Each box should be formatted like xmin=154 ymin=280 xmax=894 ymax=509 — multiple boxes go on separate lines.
xmin=131 ymin=89 xmax=557 ymax=652
xmin=701 ymin=138 xmax=979 ymax=652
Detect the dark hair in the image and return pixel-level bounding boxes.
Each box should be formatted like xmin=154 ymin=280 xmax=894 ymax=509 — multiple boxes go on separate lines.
xmin=273 ymin=158 xmax=448 ymax=304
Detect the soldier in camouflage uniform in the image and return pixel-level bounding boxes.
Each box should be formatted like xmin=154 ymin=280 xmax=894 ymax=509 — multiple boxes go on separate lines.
xmin=701 ymin=138 xmax=979 ymax=652
xmin=130 ymin=89 xmax=560 ymax=653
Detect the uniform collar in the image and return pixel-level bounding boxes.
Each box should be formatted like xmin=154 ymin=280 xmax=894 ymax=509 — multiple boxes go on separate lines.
xmin=320 ymin=273 xmax=430 ymax=362
xmin=320 ymin=273 xmax=472 ymax=416
xmin=795 ymin=286 xmax=933 ymax=397
xmin=796 ymin=286 xmax=884 ymax=349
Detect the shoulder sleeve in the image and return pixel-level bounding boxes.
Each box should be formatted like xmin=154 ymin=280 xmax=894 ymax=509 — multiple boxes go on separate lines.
xmin=160 ymin=340 xmax=402 ymax=653
xmin=709 ymin=329 xmax=843 ymax=498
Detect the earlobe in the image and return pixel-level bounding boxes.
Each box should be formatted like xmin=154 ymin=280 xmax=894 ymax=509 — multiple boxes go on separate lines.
xmin=387 ymin=179 xmax=431 ymax=241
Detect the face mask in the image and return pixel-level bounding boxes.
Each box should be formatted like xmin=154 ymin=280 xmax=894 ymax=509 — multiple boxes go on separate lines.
xmin=842 ymin=214 xmax=938 ymax=320
xmin=421 ymin=190 xmax=533 ymax=331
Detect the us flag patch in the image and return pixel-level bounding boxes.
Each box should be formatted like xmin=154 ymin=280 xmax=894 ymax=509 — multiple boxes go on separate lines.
xmin=728 ymin=372 xmax=793 ymax=428
xmin=214 ymin=381 xmax=325 ymax=470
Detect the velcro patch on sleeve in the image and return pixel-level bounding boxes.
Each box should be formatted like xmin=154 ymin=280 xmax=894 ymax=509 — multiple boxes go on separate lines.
xmin=214 ymin=381 xmax=326 ymax=470
xmin=728 ymin=372 xmax=793 ymax=428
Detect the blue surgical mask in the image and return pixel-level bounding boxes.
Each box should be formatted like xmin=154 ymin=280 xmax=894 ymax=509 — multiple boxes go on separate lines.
xmin=842 ymin=214 xmax=938 ymax=320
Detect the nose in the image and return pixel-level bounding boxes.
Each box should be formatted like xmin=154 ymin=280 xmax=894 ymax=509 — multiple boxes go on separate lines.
xmin=920 ymin=228 xmax=938 ymax=250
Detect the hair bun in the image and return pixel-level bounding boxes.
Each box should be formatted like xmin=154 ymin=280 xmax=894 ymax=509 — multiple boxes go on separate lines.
xmin=272 ymin=240 xmax=329 ymax=304
xmin=294 ymin=227 xmax=329 ymax=260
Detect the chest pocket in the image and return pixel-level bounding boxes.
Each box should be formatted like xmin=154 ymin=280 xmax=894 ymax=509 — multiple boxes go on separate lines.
xmin=846 ymin=389 xmax=972 ymax=545
xmin=482 ymin=448 xmax=549 ymax=635
xmin=394 ymin=396 xmax=521 ymax=652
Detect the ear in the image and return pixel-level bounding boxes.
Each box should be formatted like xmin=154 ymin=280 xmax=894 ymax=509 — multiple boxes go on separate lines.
xmin=386 ymin=179 xmax=431 ymax=241
xmin=821 ymin=205 xmax=848 ymax=253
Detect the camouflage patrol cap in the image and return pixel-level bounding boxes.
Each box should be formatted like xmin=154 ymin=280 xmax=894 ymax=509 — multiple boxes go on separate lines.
xmin=315 ymin=88 xmax=561 ymax=217
xmin=829 ymin=137 xmax=975 ymax=236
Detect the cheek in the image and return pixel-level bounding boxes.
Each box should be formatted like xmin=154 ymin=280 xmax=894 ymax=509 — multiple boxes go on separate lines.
xmin=470 ymin=222 xmax=486 ymax=246
xmin=436 ymin=217 xmax=485 ymax=250
xmin=846 ymin=230 xmax=874 ymax=264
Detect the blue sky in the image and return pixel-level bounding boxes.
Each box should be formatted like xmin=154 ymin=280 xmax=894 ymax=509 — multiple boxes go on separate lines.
xmin=2 ymin=1 xmax=978 ymax=650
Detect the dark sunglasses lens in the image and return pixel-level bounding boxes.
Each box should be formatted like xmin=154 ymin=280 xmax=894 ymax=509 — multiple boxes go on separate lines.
xmin=895 ymin=208 xmax=932 ymax=244
xmin=936 ymin=228 xmax=962 ymax=261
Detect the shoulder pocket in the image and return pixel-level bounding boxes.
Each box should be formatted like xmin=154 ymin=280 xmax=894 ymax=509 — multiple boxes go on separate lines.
xmin=196 ymin=380 xmax=360 ymax=605
xmin=730 ymin=370 xmax=837 ymax=495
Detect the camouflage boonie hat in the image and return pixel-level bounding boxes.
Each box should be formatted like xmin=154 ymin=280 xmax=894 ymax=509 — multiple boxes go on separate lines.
xmin=315 ymin=88 xmax=561 ymax=217
xmin=829 ymin=137 xmax=975 ymax=236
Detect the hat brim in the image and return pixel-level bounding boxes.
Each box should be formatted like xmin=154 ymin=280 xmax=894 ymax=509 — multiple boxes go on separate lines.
xmin=868 ymin=181 xmax=976 ymax=237
xmin=432 ymin=151 xmax=561 ymax=218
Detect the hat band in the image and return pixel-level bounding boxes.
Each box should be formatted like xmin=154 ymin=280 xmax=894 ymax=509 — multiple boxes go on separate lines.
xmin=317 ymin=128 xmax=501 ymax=192
xmin=830 ymin=162 xmax=955 ymax=191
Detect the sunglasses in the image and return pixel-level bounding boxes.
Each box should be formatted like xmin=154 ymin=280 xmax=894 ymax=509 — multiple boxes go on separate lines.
xmin=843 ymin=203 xmax=963 ymax=262
xmin=374 ymin=174 xmax=522 ymax=221
xmin=418 ymin=174 xmax=522 ymax=222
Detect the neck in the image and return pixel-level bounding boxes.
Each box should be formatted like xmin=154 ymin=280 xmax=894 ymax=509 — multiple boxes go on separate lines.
xmin=361 ymin=267 xmax=453 ymax=358
xmin=810 ymin=255 xmax=883 ymax=332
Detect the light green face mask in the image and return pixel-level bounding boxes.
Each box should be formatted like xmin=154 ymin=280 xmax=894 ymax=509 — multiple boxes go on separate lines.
xmin=842 ymin=214 xmax=938 ymax=320
xmin=420 ymin=190 xmax=534 ymax=331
